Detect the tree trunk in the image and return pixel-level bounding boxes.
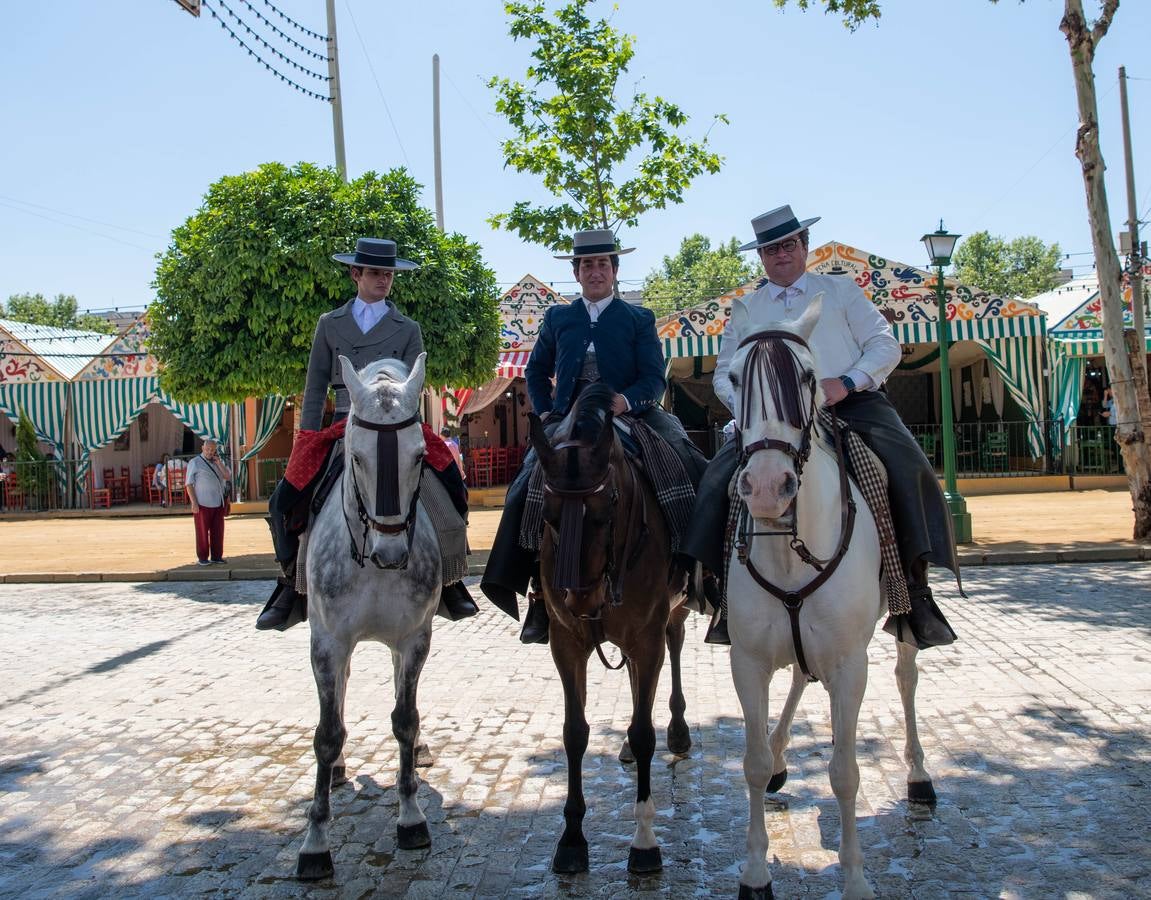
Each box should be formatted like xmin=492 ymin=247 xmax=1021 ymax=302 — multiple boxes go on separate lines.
xmin=1062 ymin=0 xmax=1151 ymax=539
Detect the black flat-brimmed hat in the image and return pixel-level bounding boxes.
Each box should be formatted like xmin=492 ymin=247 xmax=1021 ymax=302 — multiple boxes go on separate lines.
xmin=738 ymin=205 xmax=821 ymax=252
xmin=553 ymin=228 xmax=635 ymax=259
xmin=332 ymin=238 xmax=419 ymax=271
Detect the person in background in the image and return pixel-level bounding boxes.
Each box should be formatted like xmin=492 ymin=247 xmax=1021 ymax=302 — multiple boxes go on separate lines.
xmin=185 ymin=439 xmax=232 ymax=565
xmin=441 ymin=427 xmax=465 ymax=478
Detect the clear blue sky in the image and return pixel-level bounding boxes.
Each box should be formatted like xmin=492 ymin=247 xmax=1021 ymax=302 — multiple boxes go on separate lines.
xmin=3 ymin=0 xmax=1149 ymax=312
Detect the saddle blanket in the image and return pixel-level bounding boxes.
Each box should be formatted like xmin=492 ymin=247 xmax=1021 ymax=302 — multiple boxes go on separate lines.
xmin=721 ymin=410 xmax=910 ymax=618
xmin=520 ymin=417 xmax=696 ymax=553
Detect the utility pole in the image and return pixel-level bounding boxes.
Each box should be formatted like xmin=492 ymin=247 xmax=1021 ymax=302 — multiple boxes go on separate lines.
xmin=1119 ymin=65 xmax=1145 ymax=377
xmin=432 ymin=54 xmax=445 ymax=230
xmin=325 ymin=0 xmax=347 ymax=181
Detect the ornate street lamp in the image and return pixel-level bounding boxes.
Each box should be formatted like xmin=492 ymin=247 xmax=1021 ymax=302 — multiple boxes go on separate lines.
xmin=921 ymin=221 xmax=972 ymax=543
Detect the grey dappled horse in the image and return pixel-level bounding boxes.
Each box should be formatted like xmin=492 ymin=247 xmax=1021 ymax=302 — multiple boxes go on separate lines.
xmin=296 ymin=353 xmax=441 ymax=881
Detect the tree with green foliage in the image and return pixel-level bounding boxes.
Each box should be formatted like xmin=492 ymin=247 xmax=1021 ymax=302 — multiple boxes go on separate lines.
xmin=643 ymin=234 xmax=763 ymax=317
xmin=488 ymin=0 xmax=726 ymax=251
xmin=773 ymin=0 xmax=1150 ymax=537
xmin=0 ymin=293 xmax=114 ymax=334
xmin=951 ymin=231 xmax=1063 ymax=299
xmin=149 ymin=163 xmax=501 ymax=402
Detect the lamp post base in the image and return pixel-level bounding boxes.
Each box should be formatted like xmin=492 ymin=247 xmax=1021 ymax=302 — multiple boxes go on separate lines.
xmin=944 ymin=491 xmax=973 ymax=544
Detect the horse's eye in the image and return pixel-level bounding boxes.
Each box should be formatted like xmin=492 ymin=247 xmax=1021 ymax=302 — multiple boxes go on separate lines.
xmin=729 ymin=374 xmax=740 ymax=388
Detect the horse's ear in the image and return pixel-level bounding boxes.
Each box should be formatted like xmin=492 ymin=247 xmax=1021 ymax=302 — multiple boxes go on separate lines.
xmin=527 ymin=413 xmax=556 ymax=469
xmin=339 ymin=355 xmax=370 ymax=411
xmin=404 ymin=352 xmax=427 ymax=393
xmin=794 ymin=291 xmax=823 ymax=341
xmin=593 ymin=410 xmax=615 ymax=466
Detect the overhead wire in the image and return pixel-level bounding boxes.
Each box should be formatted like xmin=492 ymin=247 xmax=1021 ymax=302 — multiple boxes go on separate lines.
xmin=213 ymin=0 xmax=330 ymax=81
xmin=259 ymin=0 xmax=326 ymax=42
xmin=235 ymin=0 xmax=330 ymax=61
xmin=0 ymin=200 xmax=157 ymax=252
xmin=341 ymin=0 xmax=409 ymax=167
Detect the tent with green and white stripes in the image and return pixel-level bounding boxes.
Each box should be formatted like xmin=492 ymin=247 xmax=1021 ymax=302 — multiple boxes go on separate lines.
xmin=655 ymin=242 xmax=1048 ymax=457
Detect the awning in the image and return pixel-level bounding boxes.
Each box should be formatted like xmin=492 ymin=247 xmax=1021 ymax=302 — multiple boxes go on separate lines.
xmin=1051 ymin=335 xmax=1151 ymax=357
xmin=497 ymin=350 xmax=531 ymax=378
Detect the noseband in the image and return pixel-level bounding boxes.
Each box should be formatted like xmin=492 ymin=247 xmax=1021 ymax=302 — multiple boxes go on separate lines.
xmin=345 ymin=412 xmax=422 ymax=568
xmin=731 ymin=329 xmax=857 ymax=680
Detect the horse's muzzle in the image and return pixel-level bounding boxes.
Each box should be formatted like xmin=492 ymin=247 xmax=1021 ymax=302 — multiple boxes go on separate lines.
xmin=564 ymin=588 xmax=604 ymax=621
xmin=370 ymin=551 xmax=409 ymax=570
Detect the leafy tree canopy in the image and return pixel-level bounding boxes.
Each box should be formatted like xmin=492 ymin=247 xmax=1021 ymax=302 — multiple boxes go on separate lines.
xmin=951 ymin=231 xmax=1063 ymax=299
xmin=1 ymin=293 xmax=115 ymax=334
xmin=488 ymin=0 xmax=726 ymax=251
xmin=772 ymin=0 xmax=882 ymax=29
xmin=149 ymin=163 xmax=501 ymax=402
xmin=643 ymin=234 xmax=763 ymax=317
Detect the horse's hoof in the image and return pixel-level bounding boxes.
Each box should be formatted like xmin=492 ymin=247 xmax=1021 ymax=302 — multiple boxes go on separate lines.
xmin=627 ymin=845 xmax=662 ymax=874
xmin=666 ymin=723 xmax=692 ymax=756
xmin=415 ymin=743 xmax=433 ymax=768
xmin=552 ymin=842 xmax=589 ymax=874
xmin=908 ymin=780 xmax=937 ymax=805
xmin=766 ymin=769 xmax=788 ymax=793
xmin=296 ymin=850 xmax=334 ymax=881
xmin=618 ymin=740 xmax=635 ymax=765
xmin=397 ymin=821 xmax=431 ymax=850
xmin=737 ymin=882 xmax=774 ymax=899
xmin=331 ymin=765 xmax=349 ymax=786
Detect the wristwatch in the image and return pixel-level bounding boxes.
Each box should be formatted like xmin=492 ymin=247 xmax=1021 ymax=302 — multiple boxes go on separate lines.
xmin=838 ymin=375 xmax=856 ymax=393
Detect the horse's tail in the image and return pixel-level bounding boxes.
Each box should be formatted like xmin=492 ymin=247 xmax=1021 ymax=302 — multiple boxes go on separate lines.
xmin=571 ymin=383 xmax=616 ymax=443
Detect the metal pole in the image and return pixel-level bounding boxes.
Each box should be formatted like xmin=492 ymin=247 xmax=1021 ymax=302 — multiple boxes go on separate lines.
xmin=936 ymin=266 xmax=972 ymax=543
xmin=432 ymin=54 xmax=445 ymax=231
xmin=325 ymin=0 xmax=347 ymax=181
xmin=1119 ymin=66 xmax=1145 ymax=377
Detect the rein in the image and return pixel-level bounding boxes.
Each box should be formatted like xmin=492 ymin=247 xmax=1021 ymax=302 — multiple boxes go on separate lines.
xmin=343 ymin=412 xmax=422 ymax=568
xmin=732 ymin=330 xmax=858 ymax=680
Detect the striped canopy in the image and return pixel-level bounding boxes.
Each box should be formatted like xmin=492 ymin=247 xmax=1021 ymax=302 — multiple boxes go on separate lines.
xmin=0 ymin=381 xmax=68 ymax=449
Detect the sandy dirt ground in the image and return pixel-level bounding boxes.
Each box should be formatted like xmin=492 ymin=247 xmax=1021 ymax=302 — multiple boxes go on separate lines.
xmin=0 ymin=490 xmax=1141 ymax=576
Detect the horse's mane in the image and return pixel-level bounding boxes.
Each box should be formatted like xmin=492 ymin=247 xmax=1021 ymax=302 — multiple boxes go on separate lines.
xmin=740 ymin=337 xmax=811 ymax=433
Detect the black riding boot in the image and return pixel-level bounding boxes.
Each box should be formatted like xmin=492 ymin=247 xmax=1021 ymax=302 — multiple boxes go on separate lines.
xmin=519 ymin=582 xmax=550 ymax=644
xmin=701 ymin=572 xmax=729 ymax=645
xmin=256 ymin=561 xmax=307 ymax=632
xmin=883 ymin=559 xmax=957 ymax=649
xmin=438 ymin=581 xmax=479 ymax=621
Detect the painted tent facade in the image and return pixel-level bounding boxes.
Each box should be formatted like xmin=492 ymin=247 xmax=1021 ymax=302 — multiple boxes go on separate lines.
xmin=655 ymin=242 xmax=1048 ymax=455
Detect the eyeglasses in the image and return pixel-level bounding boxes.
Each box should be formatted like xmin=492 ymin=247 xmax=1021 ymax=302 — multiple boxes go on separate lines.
xmin=762 ymin=238 xmax=802 ymax=256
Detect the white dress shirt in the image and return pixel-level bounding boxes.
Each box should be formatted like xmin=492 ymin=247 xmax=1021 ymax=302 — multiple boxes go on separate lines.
xmin=352 ymin=296 xmax=391 ymax=335
xmin=582 ymin=295 xmax=614 ymax=351
xmin=713 ymin=272 xmax=901 ymax=415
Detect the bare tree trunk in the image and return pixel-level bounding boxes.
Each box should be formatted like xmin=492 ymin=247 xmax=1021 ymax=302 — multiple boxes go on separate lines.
xmin=1062 ymin=0 xmax=1151 ymax=539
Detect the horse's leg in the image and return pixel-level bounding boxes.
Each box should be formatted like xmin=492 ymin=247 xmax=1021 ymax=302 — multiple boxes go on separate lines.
xmin=665 ymin=605 xmax=692 ymax=755
xmin=296 ymin=635 xmax=352 ymax=881
xmin=895 ymin=640 xmax=936 ymax=803
xmin=551 ymin=629 xmax=591 ymax=874
xmin=731 ymin=644 xmax=773 ymax=898
xmin=766 ymin=663 xmax=808 ymax=793
xmin=391 ymin=627 xmax=432 ymax=850
xmin=826 ymin=648 xmax=875 ymax=900
xmin=391 ymin=649 xmax=433 ymax=768
xmin=332 ymin=656 xmax=352 ymax=787
xmin=626 ymin=632 xmax=666 ymax=874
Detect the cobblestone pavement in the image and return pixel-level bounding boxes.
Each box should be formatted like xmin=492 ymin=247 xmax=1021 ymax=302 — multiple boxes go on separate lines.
xmin=1 ymin=565 xmax=1149 ymax=899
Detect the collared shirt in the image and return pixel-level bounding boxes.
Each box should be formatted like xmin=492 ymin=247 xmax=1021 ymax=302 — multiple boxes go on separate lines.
xmin=186 ymin=454 xmax=231 ymax=508
xmin=582 ymin=295 xmax=614 ymax=351
xmin=352 ymin=296 xmax=391 ymax=335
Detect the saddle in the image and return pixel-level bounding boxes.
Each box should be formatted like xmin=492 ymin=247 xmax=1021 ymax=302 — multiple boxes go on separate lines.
xmin=519 ymin=417 xmax=695 ymax=553
xmin=721 ymin=411 xmax=910 ymax=619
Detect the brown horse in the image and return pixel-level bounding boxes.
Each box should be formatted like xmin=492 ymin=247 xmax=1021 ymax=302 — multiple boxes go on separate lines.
xmin=527 ymin=383 xmax=691 ymax=875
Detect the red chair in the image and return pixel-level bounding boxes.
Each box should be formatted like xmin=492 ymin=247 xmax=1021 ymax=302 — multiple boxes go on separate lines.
xmin=121 ymin=466 xmax=139 ymax=501
xmin=143 ymin=466 xmax=163 ymax=505
xmin=469 ymin=448 xmax=493 ymax=488
xmin=88 ymin=470 xmax=111 ymax=509
xmin=168 ymin=467 xmax=189 ymax=506
xmin=493 ymin=447 xmax=510 ymax=484
xmin=102 ymin=467 xmax=126 ymax=504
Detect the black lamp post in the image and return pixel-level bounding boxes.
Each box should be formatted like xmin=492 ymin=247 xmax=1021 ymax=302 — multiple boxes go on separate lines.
xmin=921 ymin=221 xmax=973 ymax=543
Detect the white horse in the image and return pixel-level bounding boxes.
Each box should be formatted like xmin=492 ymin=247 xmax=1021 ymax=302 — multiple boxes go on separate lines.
xmin=725 ymin=297 xmax=902 ymax=900
xmin=295 ymin=353 xmax=442 ymax=881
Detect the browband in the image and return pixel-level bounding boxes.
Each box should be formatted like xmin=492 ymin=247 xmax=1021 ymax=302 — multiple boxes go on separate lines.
xmin=737 ymin=329 xmax=811 ymax=352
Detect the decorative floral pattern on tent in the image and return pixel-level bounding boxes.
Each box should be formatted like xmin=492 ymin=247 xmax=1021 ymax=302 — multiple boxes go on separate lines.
xmin=498 ymin=275 xmax=569 ymax=352
xmin=73 ymin=317 xmax=159 ymax=380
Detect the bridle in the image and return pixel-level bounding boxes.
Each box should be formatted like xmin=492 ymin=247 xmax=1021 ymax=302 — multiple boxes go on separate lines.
xmin=731 ymin=329 xmax=857 ymax=679
xmin=542 ymin=436 xmax=649 ymax=670
xmin=344 ymin=412 xmax=422 ymax=568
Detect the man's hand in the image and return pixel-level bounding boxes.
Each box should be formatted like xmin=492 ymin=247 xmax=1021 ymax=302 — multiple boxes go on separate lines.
xmin=820 ymin=377 xmax=848 ymax=406
xmin=610 ymin=393 xmax=629 ymax=415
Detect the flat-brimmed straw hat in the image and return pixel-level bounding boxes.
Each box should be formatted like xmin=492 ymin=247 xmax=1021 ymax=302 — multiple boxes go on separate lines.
xmin=738 ymin=205 xmax=821 ymax=252
xmin=553 ymin=228 xmax=636 ymax=259
xmin=332 ymin=238 xmax=419 ymax=271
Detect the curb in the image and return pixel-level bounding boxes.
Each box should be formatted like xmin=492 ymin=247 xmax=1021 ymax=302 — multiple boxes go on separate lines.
xmin=1 ymin=546 xmax=1146 ymax=585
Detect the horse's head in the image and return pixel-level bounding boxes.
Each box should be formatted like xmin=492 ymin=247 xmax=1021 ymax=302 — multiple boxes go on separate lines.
xmin=340 ymin=352 xmax=427 ymax=570
xmin=529 ymin=384 xmax=618 ymax=621
xmin=727 ymin=294 xmax=824 ymax=522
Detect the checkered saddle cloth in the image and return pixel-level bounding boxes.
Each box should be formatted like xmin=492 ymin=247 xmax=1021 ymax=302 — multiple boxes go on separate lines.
xmin=721 ymin=410 xmax=910 ymax=617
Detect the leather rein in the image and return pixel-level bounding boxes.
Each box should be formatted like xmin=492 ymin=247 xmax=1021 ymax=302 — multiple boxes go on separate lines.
xmin=732 ymin=329 xmax=857 ymax=680
xmin=543 ymin=437 xmax=649 ymax=671
xmin=344 ymin=412 xmax=422 ymax=568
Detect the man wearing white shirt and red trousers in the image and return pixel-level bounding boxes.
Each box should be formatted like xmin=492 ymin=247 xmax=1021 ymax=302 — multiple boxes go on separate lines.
xmin=681 ymin=205 xmax=958 ymax=649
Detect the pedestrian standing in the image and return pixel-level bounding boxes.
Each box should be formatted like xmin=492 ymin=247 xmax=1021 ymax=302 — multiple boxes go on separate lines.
xmin=185 ymin=439 xmax=232 ymax=565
